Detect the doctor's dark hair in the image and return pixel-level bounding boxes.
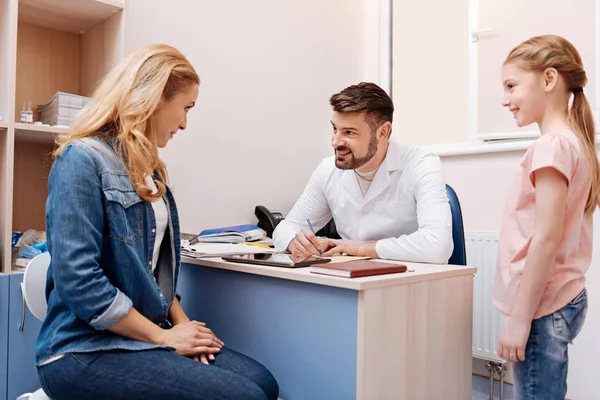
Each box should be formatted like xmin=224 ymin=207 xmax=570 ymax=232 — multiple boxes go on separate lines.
xmin=329 ymin=82 xmax=394 ymax=131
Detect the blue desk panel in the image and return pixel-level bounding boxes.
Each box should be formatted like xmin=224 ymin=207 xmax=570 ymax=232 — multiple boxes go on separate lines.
xmin=179 ymin=263 xmax=358 ymax=400
xmin=0 ymin=275 xmax=9 ymax=400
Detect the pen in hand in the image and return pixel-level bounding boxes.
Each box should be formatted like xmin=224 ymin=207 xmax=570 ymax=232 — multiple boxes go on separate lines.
xmin=306 ymin=219 xmax=322 ymax=255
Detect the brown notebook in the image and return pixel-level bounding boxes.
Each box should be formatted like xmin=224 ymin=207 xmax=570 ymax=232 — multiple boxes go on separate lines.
xmin=310 ymin=259 xmax=407 ymax=278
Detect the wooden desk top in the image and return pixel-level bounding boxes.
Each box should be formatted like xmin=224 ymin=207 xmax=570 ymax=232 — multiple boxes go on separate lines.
xmin=182 ymin=257 xmax=477 ymax=291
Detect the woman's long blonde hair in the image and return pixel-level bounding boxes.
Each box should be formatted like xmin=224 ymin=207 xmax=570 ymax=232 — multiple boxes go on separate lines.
xmin=505 ymin=35 xmax=600 ymax=213
xmin=55 ymin=43 xmax=200 ymax=201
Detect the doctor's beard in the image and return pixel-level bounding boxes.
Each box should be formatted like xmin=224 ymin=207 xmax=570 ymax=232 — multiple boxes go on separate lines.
xmin=334 ymin=131 xmax=378 ymax=170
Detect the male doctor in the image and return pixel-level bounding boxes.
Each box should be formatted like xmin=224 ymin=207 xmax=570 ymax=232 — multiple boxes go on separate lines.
xmin=272 ymin=82 xmax=453 ymax=263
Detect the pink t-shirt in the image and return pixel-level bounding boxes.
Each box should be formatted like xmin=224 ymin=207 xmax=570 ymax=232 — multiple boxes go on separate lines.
xmin=493 ymin=131 xmax=593 ymax=319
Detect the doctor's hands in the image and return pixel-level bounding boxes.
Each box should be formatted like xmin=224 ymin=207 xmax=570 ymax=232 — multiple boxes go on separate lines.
xmin=288 ymin=230 xmax=332 ymax=257
xmin=288 ymin=234 xmax=380 ymax=258
xmin=160 ymin=321 xmax=224 ymax=364
xmin=322 ymin=239 xmax=378 ymax=258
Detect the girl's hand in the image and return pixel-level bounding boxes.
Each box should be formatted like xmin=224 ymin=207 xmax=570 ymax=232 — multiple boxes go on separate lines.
xmin=497 ymin=317 xmax=531 ymax=362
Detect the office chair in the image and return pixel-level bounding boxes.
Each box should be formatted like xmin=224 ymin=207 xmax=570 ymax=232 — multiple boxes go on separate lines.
xmin=17 ymin=252 xmax=51 ymax=400
xmin=315 ymin=218 xmax=341 ymax=239
xmin=446 ymin=184 xmax=467 ymax=266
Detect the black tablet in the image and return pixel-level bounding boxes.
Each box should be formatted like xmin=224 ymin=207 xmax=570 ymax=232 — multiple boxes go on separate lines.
xmin=221 ymin=253 xmax=331 ymax=268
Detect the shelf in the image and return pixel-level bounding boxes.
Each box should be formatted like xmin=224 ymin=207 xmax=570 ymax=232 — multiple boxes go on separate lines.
xmin=18 ymin=0 xmax=124 ymax=35
xmin=0 ymin=121 xmax=7 ymax=130
xmin=14 ymin=123 xmax=70 ymax=144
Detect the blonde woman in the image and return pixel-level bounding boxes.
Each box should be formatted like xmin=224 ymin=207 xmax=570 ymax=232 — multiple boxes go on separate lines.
xmin=35 ymin=44 xmax=279 ymax=400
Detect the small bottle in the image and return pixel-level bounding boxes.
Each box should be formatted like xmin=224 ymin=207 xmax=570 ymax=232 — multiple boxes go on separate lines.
xmin=20 ymin=101 xmax=27 ymax=124
xmin=26 ymin=101 xmax=33 ymax=124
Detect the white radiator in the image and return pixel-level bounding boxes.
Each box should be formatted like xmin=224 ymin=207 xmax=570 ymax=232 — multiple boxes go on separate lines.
xmin=466 ymin=231 xmax=507 ymax=363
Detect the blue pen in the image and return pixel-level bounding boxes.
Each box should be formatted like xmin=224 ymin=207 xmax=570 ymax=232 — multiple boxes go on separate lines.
xmin=306 ymin=219 xmax=322 ymax=255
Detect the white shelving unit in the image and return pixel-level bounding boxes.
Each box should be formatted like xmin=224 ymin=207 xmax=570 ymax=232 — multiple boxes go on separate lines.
xmin=0 ymin=0 xmax=126 ymax=273
xmin=14 ymin=123 xmax=71 ymax=144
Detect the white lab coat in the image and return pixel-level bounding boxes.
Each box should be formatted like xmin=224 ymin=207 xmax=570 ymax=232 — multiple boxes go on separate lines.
xmin=273 ymin=138 xmax=453 ymax=263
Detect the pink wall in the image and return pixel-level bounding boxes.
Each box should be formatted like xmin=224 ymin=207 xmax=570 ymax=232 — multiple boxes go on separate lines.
xmin=441 ymin=151 xmax=523 ymax=231
xmin=477 ymin=0 xmax=596 ymax=136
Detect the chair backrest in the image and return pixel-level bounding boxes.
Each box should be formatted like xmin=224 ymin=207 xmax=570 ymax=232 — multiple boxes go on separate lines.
xmin=446 ymin=184 xmax=467 ymax=265
xmin=316 ymin=218 xmax=341 ymax=239
xmin=22 ymin=252 xmax=51 ymax=321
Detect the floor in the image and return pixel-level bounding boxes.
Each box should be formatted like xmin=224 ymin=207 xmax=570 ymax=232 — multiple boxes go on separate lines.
xmin=472 ymin=374 xmax=515 ymax=399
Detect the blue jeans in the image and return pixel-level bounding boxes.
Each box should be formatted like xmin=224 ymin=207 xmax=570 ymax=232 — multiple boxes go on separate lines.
xmin=37 ymin=347 xmax=279 ymax=400
xmin=513 ymin=288 xmax=588 ymax=400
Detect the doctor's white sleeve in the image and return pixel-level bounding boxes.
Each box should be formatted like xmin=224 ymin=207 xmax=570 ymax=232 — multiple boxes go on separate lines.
xmin=272 ymin=160 xmax=333 ymax=251
xmin=375 ymin=155 xmax=453 ymax=264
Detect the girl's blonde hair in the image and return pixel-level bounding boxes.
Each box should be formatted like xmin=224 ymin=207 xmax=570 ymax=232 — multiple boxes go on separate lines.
xmin=505 ymin=35 xmax=600 ymax=213
xmin=55 ymin=43 xmax=200 ymax=201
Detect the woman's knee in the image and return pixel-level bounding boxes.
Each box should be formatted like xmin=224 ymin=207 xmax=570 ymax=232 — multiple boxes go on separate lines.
xmin=216 ymin=348 xmax=279 ymax=399
xmin=250 ymin=363 xmax=279 ymax=400
xmin=218 ymin=378 xmax=268 ymax=400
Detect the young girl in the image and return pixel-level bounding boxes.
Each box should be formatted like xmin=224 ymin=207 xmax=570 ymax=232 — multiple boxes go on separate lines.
xmin=494 ymin=35 xmax=599 ymax=399
xmin=36 ymin=44 xmax=278 ymax=400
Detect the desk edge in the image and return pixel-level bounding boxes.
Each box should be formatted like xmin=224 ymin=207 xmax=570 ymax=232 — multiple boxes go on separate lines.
xmin=182 ymin=257 xmax=477 ymax=291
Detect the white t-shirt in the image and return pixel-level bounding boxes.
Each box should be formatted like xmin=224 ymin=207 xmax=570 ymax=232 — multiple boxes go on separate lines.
xmin=144 ymin=175 xmax=168 ymax=272
xmin=355 ymin=168 xmax=378 ymax=197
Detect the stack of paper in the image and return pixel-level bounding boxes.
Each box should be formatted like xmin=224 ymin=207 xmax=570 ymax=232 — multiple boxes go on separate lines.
xmin=38 ymin=92 xmax=91 ymax=126
xmin=181 ymin=243 xmax=278 ymax=258
xmin=197 ymin=224 xmax=267 ymax=244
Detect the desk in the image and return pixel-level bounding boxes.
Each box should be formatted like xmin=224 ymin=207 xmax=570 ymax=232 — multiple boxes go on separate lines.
xmin=178 ymin=257 xmax=476 ymax=400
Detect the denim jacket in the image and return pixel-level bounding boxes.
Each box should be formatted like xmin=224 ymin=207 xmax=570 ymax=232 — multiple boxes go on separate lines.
xmin=36 ymin=136 xmax=181 ymax=365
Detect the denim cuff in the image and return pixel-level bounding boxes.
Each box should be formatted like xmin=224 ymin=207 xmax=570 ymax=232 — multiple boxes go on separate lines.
xmin=90 ymin=289 xmax=133 ymax=330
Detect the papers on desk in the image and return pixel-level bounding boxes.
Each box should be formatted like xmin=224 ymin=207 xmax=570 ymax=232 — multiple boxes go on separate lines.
xmin=181 ymin=243 xmax=279 ymax=258
xmin=197 ymin=224 xmax=267 ymax=244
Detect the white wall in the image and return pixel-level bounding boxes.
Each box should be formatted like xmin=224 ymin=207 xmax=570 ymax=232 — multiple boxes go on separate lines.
xmin=443 ymin=152 xmax=600 ymax=400
xmin=125 ymin=0 xmax=367 ymax=232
